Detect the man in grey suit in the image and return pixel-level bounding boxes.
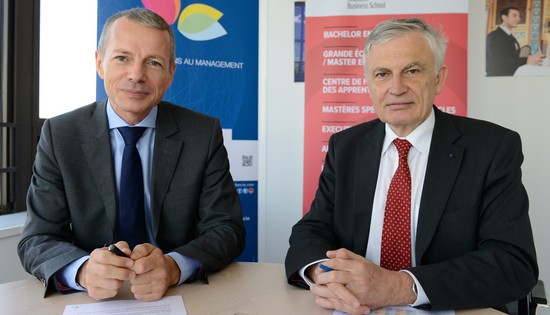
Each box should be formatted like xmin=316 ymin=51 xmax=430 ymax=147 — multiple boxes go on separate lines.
xmin=18 ymin=8 xmax=245 ymax=301
xmin=285 ymin=18 xmax=537 ymax=314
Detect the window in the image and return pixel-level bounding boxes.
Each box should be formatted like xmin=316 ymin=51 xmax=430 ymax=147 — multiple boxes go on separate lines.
xmin=39 ymin=0 xmax=97 ymax=119
xmin=0 ymin=0 xmax=39 ymax=215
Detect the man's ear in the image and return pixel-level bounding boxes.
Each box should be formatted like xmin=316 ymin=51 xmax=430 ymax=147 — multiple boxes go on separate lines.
xmin=434 ymin=64 xmax=448 ymax=95
xmin=95 ymin=51 xmax=105 ymax=79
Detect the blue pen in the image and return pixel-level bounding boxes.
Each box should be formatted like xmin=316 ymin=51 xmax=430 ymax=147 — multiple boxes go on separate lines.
xmin=318 ymin=263 xmax=333 ymax=272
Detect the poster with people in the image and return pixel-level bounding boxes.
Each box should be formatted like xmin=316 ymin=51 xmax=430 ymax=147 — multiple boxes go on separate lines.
xmin=303 ymin=0 xmax=468 ymax=214
xmin=486 ymin=0 xmax=550 ymax=76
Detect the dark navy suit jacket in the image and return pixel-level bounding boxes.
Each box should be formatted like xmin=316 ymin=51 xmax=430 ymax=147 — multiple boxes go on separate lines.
xmin=286 ymin=107 xmax=537 ymax=311
xmin=486 ymin=26 xmax=527 ymax=76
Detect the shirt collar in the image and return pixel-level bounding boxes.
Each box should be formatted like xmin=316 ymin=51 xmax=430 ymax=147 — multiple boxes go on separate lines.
xmin=106 ymin=99 xmax=157 ymax=129
xmin=382 ymin=107 xmax=435 ymax=156
xmin=499 ymin=25 xmax=513 ymax=35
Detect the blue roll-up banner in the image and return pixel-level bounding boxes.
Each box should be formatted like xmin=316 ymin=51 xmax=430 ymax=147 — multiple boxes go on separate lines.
xmin=97 ymin=0 xmax=258 ymax=262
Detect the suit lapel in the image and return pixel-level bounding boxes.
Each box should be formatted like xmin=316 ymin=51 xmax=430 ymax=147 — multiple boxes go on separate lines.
xmin=415 ymin=110 xmax=463 ymax=262
xmin=352 ymin=122 xmax=384 ymax=255
xmin=80 ymin=101 xmax=118 ymax=234
xmin=150 ymin=104 xmax=184 ymax=236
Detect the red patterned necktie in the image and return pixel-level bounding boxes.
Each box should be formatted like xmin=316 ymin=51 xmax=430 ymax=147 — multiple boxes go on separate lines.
xmin=380 ymin=138 xmax=412 ymax=271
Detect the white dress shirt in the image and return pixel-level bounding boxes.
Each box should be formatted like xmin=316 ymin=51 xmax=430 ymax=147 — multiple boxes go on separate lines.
xmin=300 ymin=109 xmax=436 ymax=307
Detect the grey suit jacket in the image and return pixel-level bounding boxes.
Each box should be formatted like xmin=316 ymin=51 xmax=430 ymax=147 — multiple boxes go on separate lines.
xmin=285 ymin=107 xmax=538 ymax=311
xmin=18 ymin=100 xmax=245 ymax=292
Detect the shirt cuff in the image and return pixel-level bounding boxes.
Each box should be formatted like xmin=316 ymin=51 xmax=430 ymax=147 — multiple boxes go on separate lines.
xmin=298 ymin=258 xmax=329 ymax=287
xmin=56 ymin=256 xmax=89 ymax=291
xmin=165 ymin=252 xmax=201 ymax=285
xmin=401 ymin=270 xmax=430 ymax=306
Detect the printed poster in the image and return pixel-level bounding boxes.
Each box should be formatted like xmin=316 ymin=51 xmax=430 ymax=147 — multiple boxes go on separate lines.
xmin=303 ymin=0 xmax=468 ymax=213
xmin=98 ymin=0 xmax=259 ymax=261
xmin=485 ymin=0 xmax=550 ymax=76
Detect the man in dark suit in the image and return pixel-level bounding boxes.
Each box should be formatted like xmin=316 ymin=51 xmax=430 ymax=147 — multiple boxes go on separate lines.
xmin=285 ymin=18 xmax=537 ymax=314
xmin=18 ymin=8 xmax=245 ymax=301
xmin=486 ymin=6 xmax=543 ymax=76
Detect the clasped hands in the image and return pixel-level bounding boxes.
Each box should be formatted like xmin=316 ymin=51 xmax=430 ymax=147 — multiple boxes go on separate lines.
xmin=77 ymin=241 xmax=180 ymax=301
xmin=308 ymin=248 xmax=417 ymax=315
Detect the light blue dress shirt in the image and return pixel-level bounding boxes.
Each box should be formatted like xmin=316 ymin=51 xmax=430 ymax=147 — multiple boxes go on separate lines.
xmin=57 ymin=101 xmax=199 ymax=290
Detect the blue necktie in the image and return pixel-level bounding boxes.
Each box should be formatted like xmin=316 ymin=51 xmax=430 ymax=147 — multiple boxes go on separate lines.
xmin=118 ymin=127 xmax=147 ymax=249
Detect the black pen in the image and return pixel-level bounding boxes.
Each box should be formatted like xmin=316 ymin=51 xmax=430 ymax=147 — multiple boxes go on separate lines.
xmin=107 ymin=244 xmax=129 ymax=257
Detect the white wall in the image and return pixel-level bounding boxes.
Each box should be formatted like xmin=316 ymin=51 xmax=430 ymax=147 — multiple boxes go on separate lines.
xmin=467 ymin=1 xmax=550 ymax=285
xmin=260 ymin=0 xmax=550 ymax=288
xmin=258 ymin=0 xmax=305 ymax=263
xmin=0 ymin=213 xmax=33 ymax=283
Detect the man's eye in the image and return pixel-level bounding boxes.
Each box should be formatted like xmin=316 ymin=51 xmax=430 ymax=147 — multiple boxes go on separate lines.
xmin=149 ymin=60 xmax=162 ymax=67
xmin=115 ymin=56 xmax=127 ymax=62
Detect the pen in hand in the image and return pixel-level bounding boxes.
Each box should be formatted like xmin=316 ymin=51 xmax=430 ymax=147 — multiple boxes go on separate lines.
xmin=107 ymin=244 xmax=129 ymax=257
xmin=318 ymin=263 xmax=333 ymax=272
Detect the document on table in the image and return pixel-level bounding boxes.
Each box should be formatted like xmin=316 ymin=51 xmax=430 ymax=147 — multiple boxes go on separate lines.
xmin=334 ymin=306 xmax=455 ymax=315
xmin=63 ymin=295 xmax=187 ymax=315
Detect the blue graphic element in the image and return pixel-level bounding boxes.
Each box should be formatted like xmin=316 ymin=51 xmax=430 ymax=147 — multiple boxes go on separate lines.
xmin=97 ymin=0 xmax=258 ymax=140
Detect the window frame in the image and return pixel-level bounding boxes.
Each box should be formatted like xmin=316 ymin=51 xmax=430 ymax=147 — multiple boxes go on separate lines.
xmin=0 ymin=0 xmax=41 ymax=215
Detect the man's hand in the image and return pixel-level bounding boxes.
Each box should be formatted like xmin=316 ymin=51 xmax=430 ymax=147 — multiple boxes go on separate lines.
xmin=77 ymin=242 xmax=135 ymax=300
xmin=311 ymin=248 xmax=417 ymax=313
xmin=527 ymin=53 xmax=544 ymax=66
xmin=128 ymin=243 xmax=181 ymax=301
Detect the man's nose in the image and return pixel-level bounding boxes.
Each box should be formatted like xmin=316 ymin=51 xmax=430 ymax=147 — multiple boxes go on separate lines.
xmin=389 ymin=76 xmax=407 ymax=95
xmin=127 ymin=63 xmax=146 ymax=82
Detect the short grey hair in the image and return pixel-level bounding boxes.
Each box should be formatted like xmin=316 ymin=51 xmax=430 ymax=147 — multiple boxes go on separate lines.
xmin=363 ymin=18 xmax=448 ymax=73
xmin=97 ymin=7 xmax=176 ymax=67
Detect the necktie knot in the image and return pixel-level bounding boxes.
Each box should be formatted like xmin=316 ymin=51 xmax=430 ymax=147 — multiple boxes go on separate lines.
xmin=393 ymin=139 xmax=412 ymax=160
xmin=118 ymin=127 xmax=147 ymax=145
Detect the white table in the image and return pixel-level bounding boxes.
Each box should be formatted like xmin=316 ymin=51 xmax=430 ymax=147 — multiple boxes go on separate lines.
xmin=0 ymin=262 xmax=505 ymax=315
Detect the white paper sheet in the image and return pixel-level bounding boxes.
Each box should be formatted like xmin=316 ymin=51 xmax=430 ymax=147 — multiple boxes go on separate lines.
xmin=334 ymin=306 xmax=455 ymax=315
xmin=63 ymin=295 xmax=187 ymax=315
